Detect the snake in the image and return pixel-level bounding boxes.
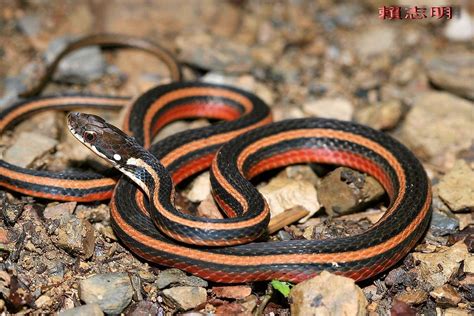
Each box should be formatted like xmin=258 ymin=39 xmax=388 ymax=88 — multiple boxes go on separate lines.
xmin=0 ymin=34 xmax=432 ymax=283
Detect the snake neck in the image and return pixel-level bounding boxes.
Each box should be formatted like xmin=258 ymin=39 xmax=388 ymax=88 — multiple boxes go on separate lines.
xmin=121 ymin=149 xmax=173 ymax=208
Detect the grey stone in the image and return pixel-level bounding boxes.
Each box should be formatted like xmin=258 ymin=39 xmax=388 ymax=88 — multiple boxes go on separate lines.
xmin=59 ymin=304 xmax=104 ymax=316
xmin=155 ymin=268 xmax=208 ymax=289
xmin=79 ymin=273 xmax=133 ymax=314
xmin=17 ymin=15 xmax=41 ymax=37
xmin=0 ymin=77 xmax=26 ymax=108
xmin=427 ymin=53 xmax=474 ymax=100
xmin=429 ymin=210 xmax=459 ymax=237
xmin=44 ymin=37 xmax=107 ymax=84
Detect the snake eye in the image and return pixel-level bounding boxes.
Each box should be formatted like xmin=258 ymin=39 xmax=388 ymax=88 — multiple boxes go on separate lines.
xmin=83 ymin=131 xmax=97 ymax=143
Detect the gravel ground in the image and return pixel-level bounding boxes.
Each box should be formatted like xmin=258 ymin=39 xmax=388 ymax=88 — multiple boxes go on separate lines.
xmin=0 ymin=1 xmax=473 ymax=315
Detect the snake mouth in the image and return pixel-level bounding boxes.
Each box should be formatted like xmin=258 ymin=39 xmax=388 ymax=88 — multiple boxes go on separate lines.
xmin=66 ymin=112 xmax=88 ymax=145
xmin=66 ymin=112 xmax=81 ymax=133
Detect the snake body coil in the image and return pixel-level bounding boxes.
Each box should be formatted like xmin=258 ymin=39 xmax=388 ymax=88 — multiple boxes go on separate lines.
xmin=67 ymin=82 xmax=431 ymax=283
xmin=0 ymin=35 xmax=431 ymax=283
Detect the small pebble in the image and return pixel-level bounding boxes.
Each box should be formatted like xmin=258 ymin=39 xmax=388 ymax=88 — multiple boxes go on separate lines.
xmin=155 ymin=269 xmax=208 ymax=290
xmin=352 ymin=24 xmax=397 ymax=58
xmin=0 ymin=77 xmax=27 ymax=108
xmin=412 ymin=241 xmax=469 ymax=288
xmin=162 ymin=286 xmax=207 ymax=311
xmin=394 ymin=289 xmax=428 ymax=305
xmin=435 ymin=160 xmax=474 ymax=212
xmin=212 ymin=286 xmax=252 ymax=299
xmin=185 ymin=172 xmax=211 ymax=203
xmin=390 ymin=299 xmax=416 ymax=316
xmin=51 ymin=215 xmax=95 ymax=259
xmin=35 ymin=295 xmax=52 ymax=308
xmin=354 ymin=100 xmax=402 ymax=130
xmin=59 ymin=304 xmax=104 ymax=316
xmin=75 ymin=204 xmax=110 ymax=223
xmin=43 ymin=202 xmax=77 ymax=220
xmin=384 ymin=268 xmax=415 ymax=288
xmin=302 ymin=97 xmax=353 ymax=121
xmin=463 ymin=256 xmax=474 ymax=274
xmin=79 ymin=273 xmax=133 ymax=314
xmin=317 ymin=167 xmax=384 ymax=216
xmin=443 ymin=308 xmax=470 ymax=316
xmin=289 ymin=271 xmax=367 ymax=316
xmin=258 ymin=176 xmax=321 ymax=222
xmin=278 ymin=165 xmax=320 ymax=187
xmin=429 ymin=210 xmax=459 ymax=237
xmin=125 ymin=301 xmax=160 ymax=316
xmin=430 ymin=284 xmax=462 ymax=306
xmin=13 ymin=111 xmax=63 ymax=139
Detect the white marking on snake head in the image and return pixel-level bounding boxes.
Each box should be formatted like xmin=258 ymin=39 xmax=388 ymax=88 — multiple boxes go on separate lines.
xmin=113 ymin=154 xmax=122 ymax=161
xmin=91 ymin=145 xmax=107 ymax=159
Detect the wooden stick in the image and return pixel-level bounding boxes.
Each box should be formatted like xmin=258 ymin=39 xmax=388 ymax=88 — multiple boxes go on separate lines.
xmin=267 ymin=206 xmax=310 ymax=234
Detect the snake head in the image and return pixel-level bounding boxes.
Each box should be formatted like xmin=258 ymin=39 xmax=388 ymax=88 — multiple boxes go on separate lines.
xmin=67 ymin=112 xmax=142 ymax=168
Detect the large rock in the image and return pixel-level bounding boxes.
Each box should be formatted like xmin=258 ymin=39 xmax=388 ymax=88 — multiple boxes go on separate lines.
xmin=289 ymin=271 xmax=367 ymax=316
xmin=399 ymin=92 xmax=474 ymax=164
